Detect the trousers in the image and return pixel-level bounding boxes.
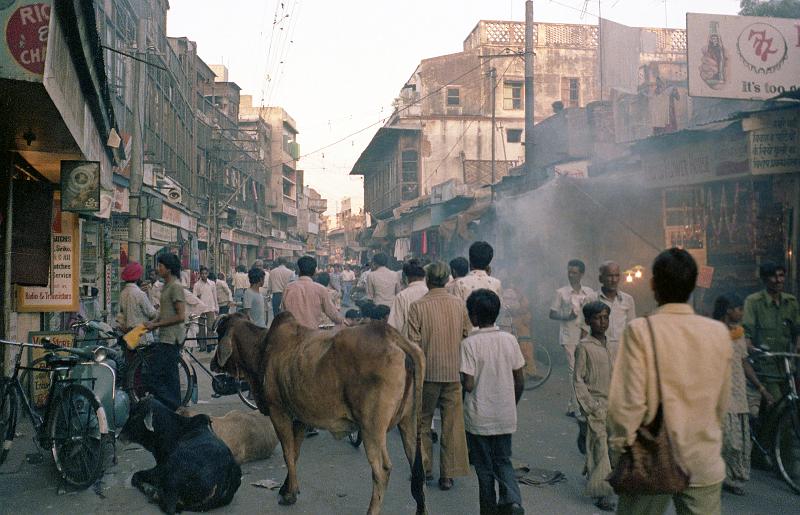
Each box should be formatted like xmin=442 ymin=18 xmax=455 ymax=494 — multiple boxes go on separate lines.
xmin=617 ymin=482 xmax=722 ymax=515
xmin=418 ymin=381 xmax=470 ymax=478
xmin=142 ymin=342 xmax=181 ymax=410
xmin=467 ymin=432 xmax=522 ymax=514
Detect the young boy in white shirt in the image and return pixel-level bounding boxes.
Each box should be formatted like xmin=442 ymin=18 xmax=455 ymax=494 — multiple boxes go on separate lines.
xmin=461 ymin=289 xmax=526 ymax=515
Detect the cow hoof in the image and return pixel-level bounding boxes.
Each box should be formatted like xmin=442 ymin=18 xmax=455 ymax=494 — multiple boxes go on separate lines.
xmin=278 ymin=492 xmax=297 ymax=505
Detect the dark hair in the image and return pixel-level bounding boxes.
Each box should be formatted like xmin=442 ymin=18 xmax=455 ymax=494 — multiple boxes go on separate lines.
xmin=449 ymin=257 xmax=469 ymax=279
xmin=582 ymin=300 xmax=610 ymax=324
xmin=712 ymin=293 xmax=743 ymax=321
xmin=652 ymin=248 xmax=698 ymax=304
xmin=759 ymin=262 xmax=786 ymax=281
xmin=567 ymin=259 xmax=586 ymax=273
xmin=345 ymin=309 xmax=361 ymax=320
xmin=368 ymin=305 xmax=390 ymax=321
xmin=357 ymin=299 xmax=377 ymax=319
xmin=248 ymin=267 xmax=265 ymax=285
xmin=372 ymin=253 xmax=388 ymax=267
xmin=157 ymin=253 xmax=181 ymax=277
xmin=207 ymin=272 xmax=217 ymax=281
xmin=466 ymin=289 xmax=501 ymax=326
xmin=199 ymin=265 xmax=208 ymax=273
xmin=468 ymin=241 xmax=493 ymax=270
xmin=315 ymin=272 xmax=331 ymax=287
xmin=403 ymin=259 xmax=425 ymax=280
xmin=236 ymin=264 xmax=246 ymax=273
xmin=297 ymin=255 xmax=317 ymax=277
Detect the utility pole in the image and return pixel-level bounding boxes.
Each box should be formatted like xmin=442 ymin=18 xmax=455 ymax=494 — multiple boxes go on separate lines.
xmin=524 ymin=0 xmax=536 ymax=179
xmin=490 ymin=66 xmax=497 ymax=202
xmin=128 ymin=19 xmax=146 ymax=264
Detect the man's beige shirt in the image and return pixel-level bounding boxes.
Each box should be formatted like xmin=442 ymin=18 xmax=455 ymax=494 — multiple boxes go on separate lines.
xmin=454 ymin=270 xmax=502 ymax=302
xmin=388 ymin=280 xmax=428 ymax=339
xmin=268 ymin=265 xmax=294 ymax=294
xmin=366 ymin=266 xmax=401 ymax=307
xmin=607 ymin=303 xmax=733 ymax=487
xmin=281 ymin=276 xmax=341 ymax=329
xmin=408 ymin=288 xmax=472 ymax=382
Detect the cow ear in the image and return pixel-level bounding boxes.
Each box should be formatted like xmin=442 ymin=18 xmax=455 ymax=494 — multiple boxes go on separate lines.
xmin=144 ymin=404 xmax=154 ymax=432
xmin=217 ymin=337 xmax=233 ymax=367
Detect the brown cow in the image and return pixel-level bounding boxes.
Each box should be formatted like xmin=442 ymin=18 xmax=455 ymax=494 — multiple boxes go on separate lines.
xmin=210 ymin=312 xmax=427 ymax=515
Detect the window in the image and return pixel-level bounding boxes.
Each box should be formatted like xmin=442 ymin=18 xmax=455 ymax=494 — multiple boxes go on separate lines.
xmin=503 ymin=81 xmax=523 ymax=110
xmin=561 ymin=77 xmax=580 ymax=108
xmin=446 ymin=87 xmax=460 ymax=106
xmin=401 ymin=150 xmax=418 ymax=183
xmin=506 ymin=129 xmax=523 ymax=143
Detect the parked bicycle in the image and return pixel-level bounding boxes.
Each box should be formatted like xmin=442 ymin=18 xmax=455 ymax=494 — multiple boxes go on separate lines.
xmin=749 ymin=348 xmax=800 ymax=494
xmin=0 ymin=338 xmax=129 ymax=488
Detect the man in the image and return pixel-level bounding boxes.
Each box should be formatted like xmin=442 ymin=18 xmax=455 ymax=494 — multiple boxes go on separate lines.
xmin=743 ymin=262 xmax=800 ymax=402
xmin=147 ymin=268 xmax=163 ymax=309
xmin=549 ymin=259 xmax=594 ymax=417
xmin=116 ymin=262 xmax=157 ymax=347
xmin=268 ymin=257 xmax=294 ymax=317
xmin=387 ymin=259 xmax=428 ymax=339
xmin=366 ymin=253 xmax=400 ymax=307
xmin=608 ymin=248 xmax=732 ymax=515
xmin=214 ymin=272 xmax=234 ymax=315
xmin=232 ymin=265 xmax=250 ymax=307
xmin=586 ymin=261 xmax=635 ymax=352
xmin=341 ymin=265 xmax=356 ymax=307
xmin=408 ymin=261 xmax=471 ymax=491
xmin=242 ymin=268 xmax=267 ymax=328
xmin=445 ymin=256 xmax=469 ymax=296
xmin=253 ymin=260 xmax=271 ymax=325
xmin=455 ymin=241 xmax=502 ymax=302
xmin=281 ymin=256 xmax=345 ymax=329
xmin=330 ymin=265 xmax=343 ymax=295
xmin=143 ymin=253 xmax=187 ymax=410
xmin=192 ymin=266 xmax=219 ymax=352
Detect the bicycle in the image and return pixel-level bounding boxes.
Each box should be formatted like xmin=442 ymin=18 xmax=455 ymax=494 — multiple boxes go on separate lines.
xmin=749 ymin=349 xmax=800 ymax=494
xmin=0 ymin=338 xmax=121 ymax=488
xmin=497 ymin=306 xmax=552 ymax=390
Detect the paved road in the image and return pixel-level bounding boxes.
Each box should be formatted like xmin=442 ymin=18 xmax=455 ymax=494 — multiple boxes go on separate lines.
xmin=0 ymin=347 xmax=795 ymax=514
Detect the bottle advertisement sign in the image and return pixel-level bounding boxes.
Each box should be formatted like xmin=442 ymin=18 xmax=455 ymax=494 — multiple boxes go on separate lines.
xmin=687 ymin=13 xmax=800 ymax=100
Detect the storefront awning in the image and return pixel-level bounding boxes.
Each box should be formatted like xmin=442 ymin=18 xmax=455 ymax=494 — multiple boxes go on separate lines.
xmin=439 ymin=199 xmax=491 ymax=242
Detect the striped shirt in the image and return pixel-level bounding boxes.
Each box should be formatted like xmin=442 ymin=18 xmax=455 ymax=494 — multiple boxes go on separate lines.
xmin=408 ymin=288 xmax=472 ymax=382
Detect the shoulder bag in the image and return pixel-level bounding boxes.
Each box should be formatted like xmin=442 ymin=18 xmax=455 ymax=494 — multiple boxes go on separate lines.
xmin=608 ymin=315 xmax=691 ymax=495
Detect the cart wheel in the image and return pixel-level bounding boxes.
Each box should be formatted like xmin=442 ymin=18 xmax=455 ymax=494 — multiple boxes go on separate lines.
xmin=237 ymin=380 xmax=257 ymax=410
xmin=0 ymin=379 xmax=18 ymax=465
xmin=49 ymin=384 xmax=106 ymax=488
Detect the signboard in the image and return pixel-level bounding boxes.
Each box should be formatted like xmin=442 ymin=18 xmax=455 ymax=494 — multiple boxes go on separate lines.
xmin=161 ymin=203 xmax=197 ymax=232
xmin=696 ymin=265 xmax=715 ymax=289
xmin=27 ymin=331 xmax=75 ymax=409
xmin=18 ymin=198 xmax=80 ymax=312
xmin=61 ymin=161 xmax=101 ymax=212
xmin=747 ymin=109 xmax=800 ymax=175
xmin=0 ymin=1 xmax=51 ymax=82
xmin=688 ymin=13 xmax=800 ymax=100
xmin=150 ymin=221 xmax=178 ymax=243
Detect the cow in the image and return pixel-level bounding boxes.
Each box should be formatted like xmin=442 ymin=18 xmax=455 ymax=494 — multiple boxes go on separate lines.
xmin=121 ymin=397 xmax=242 ymax=514
xmin=176 ymin=407 xmax=278 ymax=465
xmin=211 ymin=311 xmax=427 ymax=515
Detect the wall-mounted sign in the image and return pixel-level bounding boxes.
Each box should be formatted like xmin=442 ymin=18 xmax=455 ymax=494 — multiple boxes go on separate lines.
xmin=688 ymin=13 xmax=800 ymax=100
xmin=150 ymin=221 xmax=178 ymax=243
xmin=61 ymin=160 xmax=101 ymax=212
xmin=28 ymin=331 xmax=75 ymax=408
xmin=161 ymin=203 xmax=197 ymax=232
xmin=18 ymin=198 xmax=80 ymax=312
xmin=747 ymin=109 xmax=800 ymax=175
xmin=1 ymin=1 xmax=51 ymax=82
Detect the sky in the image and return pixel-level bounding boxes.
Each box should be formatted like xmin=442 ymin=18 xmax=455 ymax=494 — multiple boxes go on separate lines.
xmin=167 ymin=0 xmax=742 ymax=215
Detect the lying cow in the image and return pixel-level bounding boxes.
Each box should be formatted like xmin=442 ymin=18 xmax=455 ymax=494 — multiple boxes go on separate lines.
xmin=176 ymin=407 xmax=278 ymax=464
xmin=121 ymin=397 xmax=242 ymax=514
xmin=211 ymin=312 xmax=427 ymax=515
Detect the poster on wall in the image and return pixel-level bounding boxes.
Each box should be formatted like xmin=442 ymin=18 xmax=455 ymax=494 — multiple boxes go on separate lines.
xmin=0 ymin=1 xmax=51 ymax=82
xmin=687 ymin=13 xmax=800 ymax=100
xmin=61 ymin=160 xmax=101 ymax=212
xmin=27 ymin=331 xmax=75 ymax=409
xmin=17 ymin=196 xmax=80 ymax=312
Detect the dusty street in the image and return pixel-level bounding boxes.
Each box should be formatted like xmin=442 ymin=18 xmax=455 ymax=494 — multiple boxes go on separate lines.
xmin=0 ymin=349 xmax=794 ymax=515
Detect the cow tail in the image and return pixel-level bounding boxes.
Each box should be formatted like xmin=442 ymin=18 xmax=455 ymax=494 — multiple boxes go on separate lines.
xmin=395 ymin=335 xmax=426 ymax=514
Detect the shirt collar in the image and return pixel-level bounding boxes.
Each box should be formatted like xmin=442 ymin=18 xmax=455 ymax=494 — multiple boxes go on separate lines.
xmin=583 ymin=334 xmax=609 ymax=348
xmin=654 ymin=303 xmax=695 ymax=315
xmin=473 ymin=326 xmax=500 ymax=334
xmin=298 ymin=276 xmax=313 ymax=282
xmin=469 ymin=270 xmax=489 ymax=277
xmin=758 ymin=290 xmax=789 ymax=306
xmin=598 ymin=289 xmax=625 ymax=303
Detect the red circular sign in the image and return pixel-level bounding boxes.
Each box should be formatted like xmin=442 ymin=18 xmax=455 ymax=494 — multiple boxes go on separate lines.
xmin=5 ymin=3 xmax=51 ymax=75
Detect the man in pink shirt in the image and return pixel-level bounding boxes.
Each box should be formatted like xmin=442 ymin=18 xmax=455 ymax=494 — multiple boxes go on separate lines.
xmin=281 ymin=256 xmax=345 ymax=329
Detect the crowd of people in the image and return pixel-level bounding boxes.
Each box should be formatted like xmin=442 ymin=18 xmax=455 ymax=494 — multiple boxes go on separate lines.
xmin=110 ymin=240 xmax=799 ymax=515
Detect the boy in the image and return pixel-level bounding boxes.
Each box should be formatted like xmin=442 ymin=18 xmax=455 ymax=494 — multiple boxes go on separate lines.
xmin=242 ymin=267 xmax=267 ymax=328
xmin=573 ymin=301 xmax=615 ymax=512
xmin=461 ymin=289 xmax=525 ymax=515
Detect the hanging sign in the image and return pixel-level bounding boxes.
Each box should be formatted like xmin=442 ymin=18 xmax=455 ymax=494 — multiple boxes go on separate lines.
xmin=61 ymin=160 xmax=101 ymax=212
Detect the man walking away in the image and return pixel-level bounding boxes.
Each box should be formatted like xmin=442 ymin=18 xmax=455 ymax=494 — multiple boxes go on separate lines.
xmin=549 ymin=259 xmax=594 ymax=418
xmin=268 ymin=258 xmax=294 ymax=317
xmin=608 ymin=248 xmax=732 ymax=515
xmin=242 ymin=268 xmax=267 ymax=328
xmin=446 ymin=256 xmax=469 ymax=296
xmin=192 ymin=266 xmax=218 ymax=352
xmin=455 ymin=241 xmax=502 ymax=302
xmin=214 ymin=272 xmax=234 ymax=315
xmin=366 ymin=253 xmax=400 ymax=307
xmin=232 ymin=265 xmax=249 ymax=308
xmin=388 ymin=259 xmax=428 ymax=339
xmin=586 ymin=261 xmax=635 ymax=353
xmin=281 ymin=256 xmax=345 ymax=329
xmin=341 ymin=265 xmax=356 ymax=306
xmin=408 ymin=261 xmax=471 ymax=491
xmin=461 ymin=289 xmax=525 ymax=515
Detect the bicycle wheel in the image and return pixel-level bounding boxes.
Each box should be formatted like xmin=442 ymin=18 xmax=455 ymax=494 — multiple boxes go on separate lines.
xmin=237 ymin=379 xmax=257 ymax=410
xmin=348 ymin=429 xmax=362 ymax=448
xmin=0 ymin=379 xmax=18 ymax=465
xmin=522 ymin=339 xmax=552 ymax=390
xmin=49 ymin=384 xmax=106 ymax=488
xmin=178 ymin=354 xmax=195 ymax=407
xmin=126 ymin=350 xmax=194 ymax=407
xmin=774 ymin=405 xmax=800 ymax=494
xmin=19 ymin=356 xmax=53 ymax=416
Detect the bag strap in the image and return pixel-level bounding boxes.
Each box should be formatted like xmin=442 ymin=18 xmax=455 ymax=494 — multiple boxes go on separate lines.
xmin=645 ymin=315 xmax=664 ymax=405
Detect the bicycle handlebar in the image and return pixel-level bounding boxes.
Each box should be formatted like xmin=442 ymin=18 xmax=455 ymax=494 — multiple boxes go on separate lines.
xmin=0 ymin=338 xmax=107 ymax=362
